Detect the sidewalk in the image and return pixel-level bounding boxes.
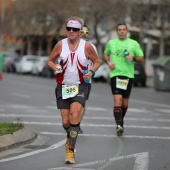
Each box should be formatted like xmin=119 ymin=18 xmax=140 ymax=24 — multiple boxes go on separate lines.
xmin=0 ymin=128 xmax=37 ymax=152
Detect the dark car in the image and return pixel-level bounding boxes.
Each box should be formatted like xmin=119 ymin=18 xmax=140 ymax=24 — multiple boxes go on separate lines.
xmin=133 ymin=63 xmax=147 ymax=87
xmin=41 ymin=63 xmax=55 ymax=78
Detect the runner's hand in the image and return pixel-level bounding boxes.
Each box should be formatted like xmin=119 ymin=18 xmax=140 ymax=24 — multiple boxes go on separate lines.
xmin=107 ymin=61 xmax=115 ymax=70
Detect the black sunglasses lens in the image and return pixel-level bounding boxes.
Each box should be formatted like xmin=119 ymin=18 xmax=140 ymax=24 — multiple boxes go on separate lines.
xmin=66 ymin=27 xmax=71 ymax=31
xmin=73 ymin=28 xmax=80 ymax=31
xmin=66 ymin=27 xmax=80 ymax=32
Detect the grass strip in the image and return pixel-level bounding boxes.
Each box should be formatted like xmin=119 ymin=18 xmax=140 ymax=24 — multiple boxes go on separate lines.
xmin=0 ymin=122 xmax=24 ymax=136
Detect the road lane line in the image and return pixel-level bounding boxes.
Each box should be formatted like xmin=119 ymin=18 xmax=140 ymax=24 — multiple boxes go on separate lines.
xmin=12 ymin=93 xmax=31 ymax=98
xmin=0 ymin=113 xmax=58 ymax=118
xmin=2 ymin=113 xmax=170 ymax=122
xmin=49 ymin=152 xmax=149 ymax=170
xmin=156 ymin=109 xmax=170 ymax=113
xmin=48 ymin=168 xmax=94 ymax=170
xmin=75 ymin=152 xmax=149 ymax=169
xmin=41 ymin=132 xmax=170 ymax=140
xmin=133 ymin=152 xmax=149 ymax=170
xmin=96 ymin=152 xmax=149 ymax=170
xmin=130 ymin=99 xmax=170 ymax=109
xmin=0 ymin=105 xmax=35 ymax=109
xmin=12 ymin=121 xmax=170 ymax=130
xmin=0 ymin=139 xmax=65 ymax=163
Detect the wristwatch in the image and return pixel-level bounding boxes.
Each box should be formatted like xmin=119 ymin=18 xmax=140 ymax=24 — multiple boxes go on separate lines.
xmin=89 ymin=70 xmax=95 ymax=76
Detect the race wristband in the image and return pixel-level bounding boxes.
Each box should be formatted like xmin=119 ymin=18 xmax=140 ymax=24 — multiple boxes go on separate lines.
xmin=89 ymin=70 xmax=95 ymax=76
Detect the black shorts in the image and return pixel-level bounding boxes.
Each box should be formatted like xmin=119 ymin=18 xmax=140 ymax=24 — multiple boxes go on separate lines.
xmin=86 ymin=83 xmax=91 ymax=100
xmin=110 ymin=76 xmax=133 ymax=98
xmin=55 ymin=83 xmax=88 ymax=109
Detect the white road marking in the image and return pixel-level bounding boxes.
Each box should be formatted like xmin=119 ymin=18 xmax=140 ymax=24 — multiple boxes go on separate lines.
xmin=1 ymin=113 xmax=170 ymax=122
xmin=0 ymin=113 xmax=59 ymax=118
xmin=26 ymin=109 xmax=49 ymax=113
xmin=0 ymin=105 xmax=35 ymax=109
xmin=128 ymin=108 xmax=151 ymax=113
xmin=86 ymin=106 xmax=109 ymax=111
xmin=133 ymin=152 xmax=149 ymax=170
xmin=12 ymin=93 xmax=31 ymax=98
xmin=12 ymin=121 xmax=170 ymax=130
xmin=47 ymin=152 xmax=149 ymax=170
xmin=0 ymin=139 xmax=65 ymax=163
xmin=45 ymin=106 xmax=110 ymax=111
xmin=130 ymin=99 xmax=170 ymax=109
xmin=48 ymin=168 xmax=94 ymax=170
xmin=41 ymin=132 xmax=170 ymax=140
xmin=156 ymin=109 xmax=170 ymax=113
xmin=45 ymin=106 xmax=57 ymax=110
xmin=1 ymin=104 xmax=170 ymax=115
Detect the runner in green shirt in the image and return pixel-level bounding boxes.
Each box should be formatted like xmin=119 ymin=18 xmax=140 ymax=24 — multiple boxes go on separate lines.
xmin=103 ymin=23 xmax=144 ymax=136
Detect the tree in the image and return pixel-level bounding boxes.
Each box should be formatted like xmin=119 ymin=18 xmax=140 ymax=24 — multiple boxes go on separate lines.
xmin=3 ymin=0 xmax=170 ymax=57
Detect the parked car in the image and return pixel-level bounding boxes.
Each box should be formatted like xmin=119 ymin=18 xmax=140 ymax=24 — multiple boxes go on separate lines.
xmin=16 ymin=55 xmax=37 ymax=74
xmin=3 ymin=56 xmax=15 ymax=72
xmin=31 ymin=56 xmax=48 ymax=76
xmin=94 ymin=61 xmax=146 ymax=87
xmin=2 ymin=53 xmax=18 ymax=72
xmin=6 ymin=56 xmax=21 ymax=73
xmin=133 ymin=63 xmax=147 ymax=87
xmin=41 ymin=63 xmax=55 ymax=78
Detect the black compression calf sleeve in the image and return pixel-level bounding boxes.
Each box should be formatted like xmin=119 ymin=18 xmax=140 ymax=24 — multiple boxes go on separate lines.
xmin=113 ymin=106 xmax=122 ymax=126
xmin=63 ymin=125 xmax=70 ymax=138
xmin=69 ymin=123 xmax=80 ymax=151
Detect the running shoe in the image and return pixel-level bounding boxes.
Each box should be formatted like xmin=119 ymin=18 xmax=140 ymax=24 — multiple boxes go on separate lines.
xmin=116 ymin=125 xmax=124 ymax=136
xmin=65 ymin=149 xmax=75 ymax=164
xmin=65 ymin=137 xmax=70 ymax=151
xmin=78 ymin=127 xmax=83 ymax=134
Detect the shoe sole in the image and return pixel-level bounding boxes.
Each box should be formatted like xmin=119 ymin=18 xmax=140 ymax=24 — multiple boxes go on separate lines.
xmin=65 ymin=160 xmax=75 ymax=164
xmin=117 ymin=128 xmax=124 ymax=136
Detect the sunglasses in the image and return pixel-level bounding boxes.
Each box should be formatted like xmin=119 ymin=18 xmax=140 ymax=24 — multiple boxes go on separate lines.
xmin=81 ymin=30 xmax=89 ymax=34
xmin=66 ymin=27 xmax=80 ymax=32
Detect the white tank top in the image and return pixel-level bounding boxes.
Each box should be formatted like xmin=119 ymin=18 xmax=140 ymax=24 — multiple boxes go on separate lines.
xmin=56 ymin=38 xmax=89 ymax=85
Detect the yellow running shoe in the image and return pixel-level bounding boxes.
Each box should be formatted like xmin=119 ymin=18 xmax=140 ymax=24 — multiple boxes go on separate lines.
xmin=65 ymin=137 xmax=70 ymax=151
xmin=65 ymin=149 xmax=75 ymax=164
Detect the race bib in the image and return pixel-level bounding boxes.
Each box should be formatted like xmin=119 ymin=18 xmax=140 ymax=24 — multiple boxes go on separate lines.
xmin=62 ymin=85 xmax=79 ymax=99
xmin=116 ymin=77 xmax=129 ymax=90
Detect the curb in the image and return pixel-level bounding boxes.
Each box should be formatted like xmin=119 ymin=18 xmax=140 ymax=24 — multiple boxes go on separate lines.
xmin=0 ymin=128 xmax=37 ymax=152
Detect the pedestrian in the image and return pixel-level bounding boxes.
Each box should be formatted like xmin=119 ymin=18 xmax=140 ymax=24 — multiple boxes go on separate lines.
xmin=47 ymin=16 xmax=100 ymax=164
xmin=78 ymin=24 xmax=98 ymax=134
xmin=103 ymin=22 xmax=144 ymax=136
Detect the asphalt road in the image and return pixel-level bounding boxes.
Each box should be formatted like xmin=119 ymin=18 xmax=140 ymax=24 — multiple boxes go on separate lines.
xmin=0 ymin=73 xmax=170 ymax=170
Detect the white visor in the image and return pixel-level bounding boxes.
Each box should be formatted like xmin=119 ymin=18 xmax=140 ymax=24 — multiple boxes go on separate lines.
xmin=67 ymin=20 xmax=82 ymax=29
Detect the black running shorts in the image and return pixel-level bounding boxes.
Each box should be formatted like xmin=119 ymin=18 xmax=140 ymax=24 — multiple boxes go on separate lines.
xmin=86 ymin=83 xmax=91 ymax=100
xmin=110 ymin=76 xmax=133 ymax=98
xmin=55 ymin=83 xmax=88 ymax=109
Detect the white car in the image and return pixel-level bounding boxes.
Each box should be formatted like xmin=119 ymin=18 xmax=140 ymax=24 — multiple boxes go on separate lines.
xmin=16 ymin=55 xmax=37 ymax=74
xmin=94 ymin=61 xmax=110 ymax=82
xmin=31 ymin=56 xmax=48 ymax=75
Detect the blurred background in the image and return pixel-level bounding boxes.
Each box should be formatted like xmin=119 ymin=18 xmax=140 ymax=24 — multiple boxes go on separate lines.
xmin=0 ymin=0 xmax=170 ymax=86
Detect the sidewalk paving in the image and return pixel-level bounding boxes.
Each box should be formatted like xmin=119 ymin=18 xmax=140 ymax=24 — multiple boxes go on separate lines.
xmin=0 ymin=128 xmax=37 ymax=152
